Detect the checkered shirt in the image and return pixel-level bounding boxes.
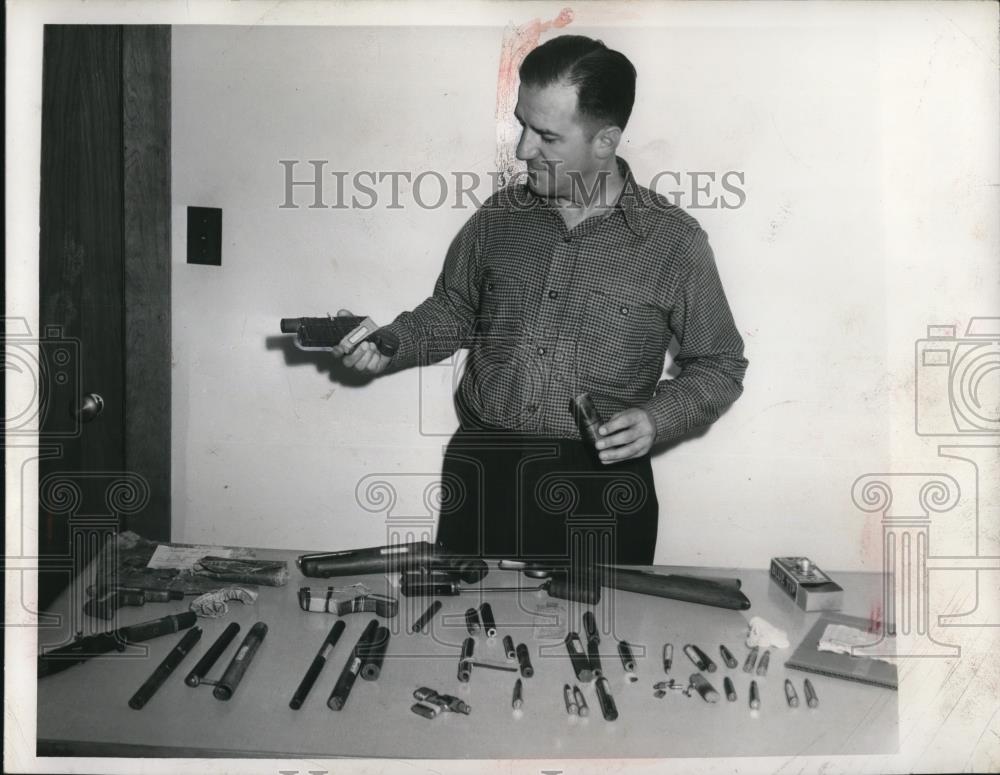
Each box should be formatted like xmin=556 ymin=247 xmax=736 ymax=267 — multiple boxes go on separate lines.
xmin=382 ymin=158 xmax=748 ymax=443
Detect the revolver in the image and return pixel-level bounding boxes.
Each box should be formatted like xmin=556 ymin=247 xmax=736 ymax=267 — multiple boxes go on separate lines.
xmin=280 ymin=315 xmax=399 ymax=357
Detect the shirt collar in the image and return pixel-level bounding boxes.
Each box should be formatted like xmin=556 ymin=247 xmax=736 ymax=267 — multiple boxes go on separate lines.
xmin=518 ymin=156 xmax=651 ymax=237
xmin=614 ymin=157 xmax=650 ymax=237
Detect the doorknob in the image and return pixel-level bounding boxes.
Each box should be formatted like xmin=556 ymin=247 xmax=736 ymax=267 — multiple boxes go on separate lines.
xmin=75 ymin=393 xmax=105 ymax=423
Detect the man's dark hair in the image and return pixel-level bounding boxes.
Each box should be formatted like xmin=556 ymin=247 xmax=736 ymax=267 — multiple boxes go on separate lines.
xmin=519 ymin=35 xmax=637 ymax=132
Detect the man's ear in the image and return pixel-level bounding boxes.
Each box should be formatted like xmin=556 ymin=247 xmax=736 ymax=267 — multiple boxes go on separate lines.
xmin=592 ymin=125 xmax=622 ymax=160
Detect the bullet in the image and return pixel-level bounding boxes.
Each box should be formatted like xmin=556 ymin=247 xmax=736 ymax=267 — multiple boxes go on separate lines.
xmin=756 ymin=649 xmax=770 ymax=677
xmin=662 ymin=643 xmax=673 ymax=673
xmin=563 ymin=683 xmax=578 ymax=715
xmin=749 ymin=679 xmax=761 ymax=709
xmin=465 ymin=608 xmax=480 ymax=635
xmin=512 ymin=678 xmax=524 ymax=710
xmin=719 ymin=644 xmax=738 ymax=669
xmin=743 ymin=646 xmax=759 ymax=673
xmin=784 ymin=678 xmax=799 ymax=707
xmin=804 ymin=679 xmax=819 ymax=708
xmin=573 ymin=685 xmax=589 ymax=717
xmin=724 ymin=676 xmax=737 ymax=702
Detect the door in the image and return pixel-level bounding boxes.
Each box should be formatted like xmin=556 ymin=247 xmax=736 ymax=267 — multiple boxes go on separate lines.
xmin=37 ymin=25 xmax=171 ymax=611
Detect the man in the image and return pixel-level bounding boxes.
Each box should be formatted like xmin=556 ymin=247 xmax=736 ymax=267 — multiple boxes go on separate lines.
xmin=332 ymin=35 xmax=747 ymax=565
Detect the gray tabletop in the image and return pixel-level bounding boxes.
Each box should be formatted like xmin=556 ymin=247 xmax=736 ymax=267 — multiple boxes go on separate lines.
xmin=36 ymin=551 xmax=897 ymax=759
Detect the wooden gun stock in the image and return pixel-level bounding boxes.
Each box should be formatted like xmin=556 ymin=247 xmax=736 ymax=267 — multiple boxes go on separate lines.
xmin=598 ymin=566 xmax=751 ymax=610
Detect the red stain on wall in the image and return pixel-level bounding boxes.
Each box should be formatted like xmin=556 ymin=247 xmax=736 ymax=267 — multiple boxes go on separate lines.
xmin=494 ymin=7 xmax=574 ymax=185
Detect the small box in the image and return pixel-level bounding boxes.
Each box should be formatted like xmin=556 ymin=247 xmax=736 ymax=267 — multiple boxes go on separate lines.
xmin=770 ymin=556 xmax=843 ymax=612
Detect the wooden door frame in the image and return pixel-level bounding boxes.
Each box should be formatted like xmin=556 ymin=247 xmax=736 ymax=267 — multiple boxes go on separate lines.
xmin=122 ymin=25 xmax=172 ymax=542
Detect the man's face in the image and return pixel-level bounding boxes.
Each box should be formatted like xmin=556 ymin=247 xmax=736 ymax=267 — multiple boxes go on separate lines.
xmin=514 ymin=81 xmax=601 ymax=201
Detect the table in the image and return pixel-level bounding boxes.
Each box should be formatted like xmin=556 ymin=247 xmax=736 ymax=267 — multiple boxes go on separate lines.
xmin=36 ymin=549 xmax=898 ymax=759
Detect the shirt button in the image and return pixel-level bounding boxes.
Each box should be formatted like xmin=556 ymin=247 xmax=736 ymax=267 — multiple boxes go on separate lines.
xmin=526 ymin=403 xmax=538 ymax=414
xmin=548 ymin=290 xmax=559 ymax=300
xmin=536 ymin=346 xmax=546 ymax=356
xmin=620 ymin=305 xmax=629 ymax=315
xmin=486 ymin=282 xmax=495 ymax=292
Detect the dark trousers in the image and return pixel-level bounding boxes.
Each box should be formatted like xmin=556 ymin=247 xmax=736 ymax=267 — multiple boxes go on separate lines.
xmin=434 ymin=428 xmax=658 ymax=565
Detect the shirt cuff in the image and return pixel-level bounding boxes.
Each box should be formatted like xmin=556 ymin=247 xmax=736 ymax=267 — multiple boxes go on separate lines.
xmin=641 ymin=386 xmax=691 ymax=445
xmin=379 ymin=318 xmax=418 ymax=373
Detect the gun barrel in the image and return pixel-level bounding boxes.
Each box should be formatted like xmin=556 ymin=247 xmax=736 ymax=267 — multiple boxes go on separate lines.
xmin=280 ymin=318 xmax=301 ymax=333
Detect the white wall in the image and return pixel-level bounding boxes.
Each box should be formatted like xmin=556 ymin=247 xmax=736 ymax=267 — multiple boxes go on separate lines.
xmin=171 ymin=8 xmax=999 ymax=570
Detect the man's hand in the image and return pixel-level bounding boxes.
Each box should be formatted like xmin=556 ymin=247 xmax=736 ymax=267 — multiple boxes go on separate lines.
xmin=595 ymin=407 xmax=657 ymax=464
xmin=328 ymin=309 xmax=393 ymax=375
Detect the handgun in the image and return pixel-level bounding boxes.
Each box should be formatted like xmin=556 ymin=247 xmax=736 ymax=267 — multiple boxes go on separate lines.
xmin=280 ymin=315 xmax=399 ymax=357
xmin=38 ymin=611 xmax=198 ymax=678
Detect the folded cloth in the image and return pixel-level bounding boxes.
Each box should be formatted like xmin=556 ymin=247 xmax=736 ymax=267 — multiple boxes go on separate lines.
xmin=746 ymin=616 xmax=790 ymax=649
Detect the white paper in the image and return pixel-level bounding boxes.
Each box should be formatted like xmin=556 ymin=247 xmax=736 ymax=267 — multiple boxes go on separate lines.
xmin=146 ymin=544 xmax=237 ymax=570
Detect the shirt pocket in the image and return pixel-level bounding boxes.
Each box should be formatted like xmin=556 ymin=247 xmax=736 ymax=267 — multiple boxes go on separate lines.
xmin=575 ymin=284 xmax=664 ymax=390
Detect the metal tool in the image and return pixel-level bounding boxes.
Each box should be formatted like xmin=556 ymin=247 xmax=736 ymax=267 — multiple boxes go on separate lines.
xmin=594 ymin=675 xmax=619 ymax=721
xmin=327 ymin=620 xmax=378 ymax=710
xmin=289 ymin=620 xmax=345 ymax=709
xmin=414 ymin=686 xmax=471 ymax=715
xmin=128 ymin=627 xmax=202 ymax=709
xmin=479 ymin=603 xmax=497 ymax=638
xmin=185 ymin=622 xmax=240 ymax=687
xmin=743 ymin=646 xmax=759 ymax=673
xmin=516 ymin=643 xmax=534 ymax=678
xmin=770 ymin=556 xmax=843 ymax=612
xmin=298 ymin=588 xmax=398 ymax=618
xmin=618 ymin=641 xmax=637 ymax=674
xmin=411 ymin=600 xmax=442 ymax=634
xmin=565 ymin=632 xmax=594 ymax=682
xmin=583 ymin=611 xmax=602 ymax=675
xmin=653 ymin=679 xmax=690 ymax=694
xmin=458 ymin=637 xmax=474 ymax=682
xmin=469 ymin=659 xmax=518 ymax=673
xmin=719 ymin=644 xmax=738 ymax=669
xmin=214 ymin=622 xmax=268 ymax=701
xmin=360 ymin=625 xmax=390 ymax=681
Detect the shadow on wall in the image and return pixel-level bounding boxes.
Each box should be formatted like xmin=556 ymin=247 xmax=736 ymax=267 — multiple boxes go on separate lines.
xmin=265 ymin=334 xmax=380 ymax=388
